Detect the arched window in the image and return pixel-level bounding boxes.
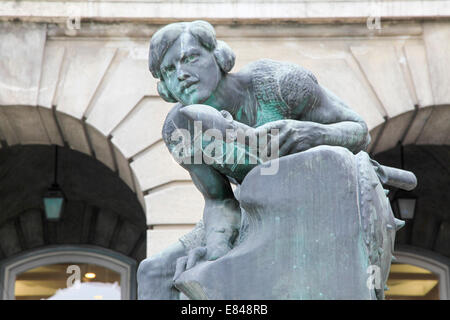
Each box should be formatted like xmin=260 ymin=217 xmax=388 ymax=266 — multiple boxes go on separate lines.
xmin=385 ymin=247 xmax=450 ymax=300
xmin=0 ymin=246 xmax=137 ymax=300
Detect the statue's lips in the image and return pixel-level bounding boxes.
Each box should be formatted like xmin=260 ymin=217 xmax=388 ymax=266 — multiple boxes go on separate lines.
xmin=181 ymin=80 xmax=199 ymax=94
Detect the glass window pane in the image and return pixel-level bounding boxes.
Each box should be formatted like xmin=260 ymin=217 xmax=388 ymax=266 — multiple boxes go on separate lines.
xmin=15 ymin=263 xmax=121 ymax=300
xmin=385 ymin=263 xmax=440 ymax=300
xmin=43 ymin=198 xmax=64 ymax=220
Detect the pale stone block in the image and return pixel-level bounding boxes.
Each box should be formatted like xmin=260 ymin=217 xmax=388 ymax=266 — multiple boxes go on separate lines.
xmin=2 ymin=1 xmax=450 ymax=22
xmin=403 ymin=107 xmax=433 ymax=145
xmin=57 ymin=113 xmax=92 ymax=155
xmin=86 ymin=48 xmax=158 ymax=136
xmin=229 ymin=39 xmax=348 ymax=72
xmin=230 ymin=39 xmax=310 ymax=70
xmin=416 ymin=105 xmax=450 ymax=145
xmin=372 ymin=111 xmax=415 ymax=154
xmin=351 ymin=45 xmax=415 ymax=118
xmin=229 ymin=39 xmax=385 ymax=129
xmin=111 ymin=97 xmax=172 ymax=159
xmin=145 ymin=182 xmax=204 ymax=225
xmin=403 ymin=43 xmax=434 ymax=107
xmin=133 ymin=170 xmax=146 ymax=213
xmin=367 ymin=124 xmax=382 ymax=153
xmin=424 ymin=23 xmax=450 ymax=106
xmin=56 ymin=46 xmax=116 ymax=119
xmin=0 ymin=105 xmax=49 ymax=145
xmin=86 ymin=124 xmax=115 ymax=171
xmin=0 ymin=108 xmax=19 ymax=146
xmin=147 ymin=226 xmax=195 ymax=257
xmin=130 ymin=141 xmax=191 ymax=191
xmin=299 ymin=58 xmax=385 ymax=130
xmin=112 ymin=143 xmax=135 ymax=192
xmin=217 ymin=23 xmax=422 ymax=39
xmin=37 ymin=107 xmax=64 ymax=146
xmin=37 ymin=44 xmax=65 ymax=108
xmin=0 ymin=22 xmax=46 ymax=106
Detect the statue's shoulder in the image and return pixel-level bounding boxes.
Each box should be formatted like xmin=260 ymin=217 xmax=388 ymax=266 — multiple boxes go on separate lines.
xmin=241 ymin=59 xmax=316 ymax=81
xmin=241 ymin=59 xmax=317 ymax=91
xmin=162 ymin=103 xmax=189 ymax=146
xmin=241 ymin=59 xmax=319 ymax=115
xmin=239 ymin=59 xmax=288 ymax=76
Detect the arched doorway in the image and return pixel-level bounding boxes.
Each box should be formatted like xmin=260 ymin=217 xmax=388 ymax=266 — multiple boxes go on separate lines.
xmin=0 ymin=246 xmax=136 ymax=300
xmin=0 ymin=145 xmax=147 ymax=299
xmin=386 ymin=247 xmax=450 ymax=300
xmin=370 ymin=105 xmax=450 ymax=300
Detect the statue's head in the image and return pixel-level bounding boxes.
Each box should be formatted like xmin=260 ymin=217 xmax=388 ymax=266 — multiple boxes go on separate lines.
xmin=149 ymin=20 xmax=235 ymax=105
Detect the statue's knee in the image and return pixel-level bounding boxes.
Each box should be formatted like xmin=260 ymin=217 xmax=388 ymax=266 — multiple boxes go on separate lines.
xmin=137 ymin=257 xmax=163 ymax=281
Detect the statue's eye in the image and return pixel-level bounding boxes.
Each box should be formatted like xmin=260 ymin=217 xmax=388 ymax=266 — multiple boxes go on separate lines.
xmin=164 ymin=65 xmax=175 ymax=73
xmin=184 ymin=55 xmax=197 ymax=63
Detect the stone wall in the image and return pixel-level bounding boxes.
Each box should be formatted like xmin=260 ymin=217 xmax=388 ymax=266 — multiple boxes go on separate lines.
xmin=1 ymin=1 xmax=449 ymax=258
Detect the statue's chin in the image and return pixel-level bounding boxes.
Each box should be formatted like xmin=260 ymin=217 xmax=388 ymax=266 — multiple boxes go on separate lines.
xmin=180 ymin=96 xmax=199 ymax=106
xmin=183 ymin=91 xmax=213 ymax=106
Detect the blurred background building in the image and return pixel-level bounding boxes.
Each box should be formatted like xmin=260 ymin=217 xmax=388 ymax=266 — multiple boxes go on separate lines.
xmin=0 ymin=0 xmax=449 ymax=299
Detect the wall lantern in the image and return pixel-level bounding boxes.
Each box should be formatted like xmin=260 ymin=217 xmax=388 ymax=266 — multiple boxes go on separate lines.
xmin=395 ymin=197 xmax=417 ymax=220
xmin=43 ymin=146 xmax=65 ymax=221
xmin=393 ymin=143 xmax=417 ymax=221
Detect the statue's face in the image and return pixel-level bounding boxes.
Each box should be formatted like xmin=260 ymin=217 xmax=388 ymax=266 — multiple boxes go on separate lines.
xmin=160 ymin=32 xmax=221 ymax=105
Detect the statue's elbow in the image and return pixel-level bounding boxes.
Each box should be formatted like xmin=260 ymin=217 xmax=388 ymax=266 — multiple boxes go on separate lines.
xmin=358 ymin=121 xmax=371 ymax=152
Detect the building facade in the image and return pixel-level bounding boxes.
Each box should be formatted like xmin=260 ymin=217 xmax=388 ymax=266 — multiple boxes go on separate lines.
xmin=0 ymin=0 xmax=449 ymax=299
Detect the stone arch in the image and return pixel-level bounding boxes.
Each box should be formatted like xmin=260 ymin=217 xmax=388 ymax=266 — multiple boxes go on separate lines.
xmin=0 ymin=245 xmax=137 ymax=300
xmin=367 ymin=105 xmax=450 ymax=155
xmin=0 ymin=142 xmax=147 ymax=299
xmin=0 ymin=145 xmax=147 ymax=262
xmin=369 ymin=105 xmax=450 ymax=299
xmin=393 ymin=246 xmax=450 ymax=299
xmin=0 ymin=23 xmax=205 ymax=257
xmin=3 ymin=20 xmax=449 ymax=258
xmin=0 ymin=104 xmax=147 ymax=210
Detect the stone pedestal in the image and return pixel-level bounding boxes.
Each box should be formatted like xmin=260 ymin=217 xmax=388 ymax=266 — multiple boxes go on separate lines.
xmin=175 ymin=146 xmax=397 ymax=299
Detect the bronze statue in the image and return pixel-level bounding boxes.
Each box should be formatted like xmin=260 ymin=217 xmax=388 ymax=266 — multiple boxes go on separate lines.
xmin=137 ymin=20 xmax=416 ymax=300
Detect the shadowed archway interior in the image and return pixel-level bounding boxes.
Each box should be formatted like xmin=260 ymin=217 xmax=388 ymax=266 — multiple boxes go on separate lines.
xmin=374 ymin=144 xmax=450 ymax=257
xmin=0 ymin=145 xmax=147 ymax=262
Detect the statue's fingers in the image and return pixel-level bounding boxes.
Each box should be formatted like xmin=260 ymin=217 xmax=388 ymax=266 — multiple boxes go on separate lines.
xmin=186 ymin=247 xmax=207 ymax=270
xmin=273 ymin=129 xmax=291 ymax=150
xmin=279 ymin=139 xmax=296 ymax=156
xmin=290 ymin=140 xmax=310 ymax=154
xmin=173 ymin=256 xmax=188 ymax=281
xmin=254 ymin=120 xmax=283 ymax=136
xmin=256 ymin=127 xmax=287 ymax=158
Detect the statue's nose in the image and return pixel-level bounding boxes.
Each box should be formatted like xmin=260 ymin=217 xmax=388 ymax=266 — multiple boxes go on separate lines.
xmin=177 ymin=69 xmax=190 ymax=81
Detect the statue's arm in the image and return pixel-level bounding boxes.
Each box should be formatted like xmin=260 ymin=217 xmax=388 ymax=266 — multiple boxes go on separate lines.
xmin=302 ymin=85 xmax=370 ymax=153
xmin=162 ymin=104 xmax=241 ymax=262
xmin=276 ymin=66 xmax=370 ymax=154
xmin=188 ymin=164 xmax=241 ymax=261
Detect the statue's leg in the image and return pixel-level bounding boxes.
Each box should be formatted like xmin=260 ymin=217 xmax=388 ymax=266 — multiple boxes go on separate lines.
xmin=137 ymin=241 xmax=186 ymax=300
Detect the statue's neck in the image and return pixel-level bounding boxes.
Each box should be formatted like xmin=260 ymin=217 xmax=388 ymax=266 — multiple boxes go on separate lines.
xmin=203 ymin=72 xmax=251 ymax=121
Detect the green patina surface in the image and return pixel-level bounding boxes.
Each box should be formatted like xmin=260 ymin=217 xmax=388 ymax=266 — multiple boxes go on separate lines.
xmin=196 ymin=71 xmax=290 ymax=183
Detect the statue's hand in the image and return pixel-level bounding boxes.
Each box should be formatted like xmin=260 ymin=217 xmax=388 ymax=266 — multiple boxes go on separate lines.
xmin=172 ymin=241 xmax=232 ymax=282
xmin=173 ymin=246 xmax=207 ymax=281
xmin=205 ymin=242 xmax=232 ymax=261
xmin=255 ymin=120 xmax=324 ymax=157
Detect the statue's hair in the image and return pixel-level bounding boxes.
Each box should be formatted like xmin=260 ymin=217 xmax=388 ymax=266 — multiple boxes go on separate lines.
xmin=149 ymin=20 xmax=235 ymax=102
